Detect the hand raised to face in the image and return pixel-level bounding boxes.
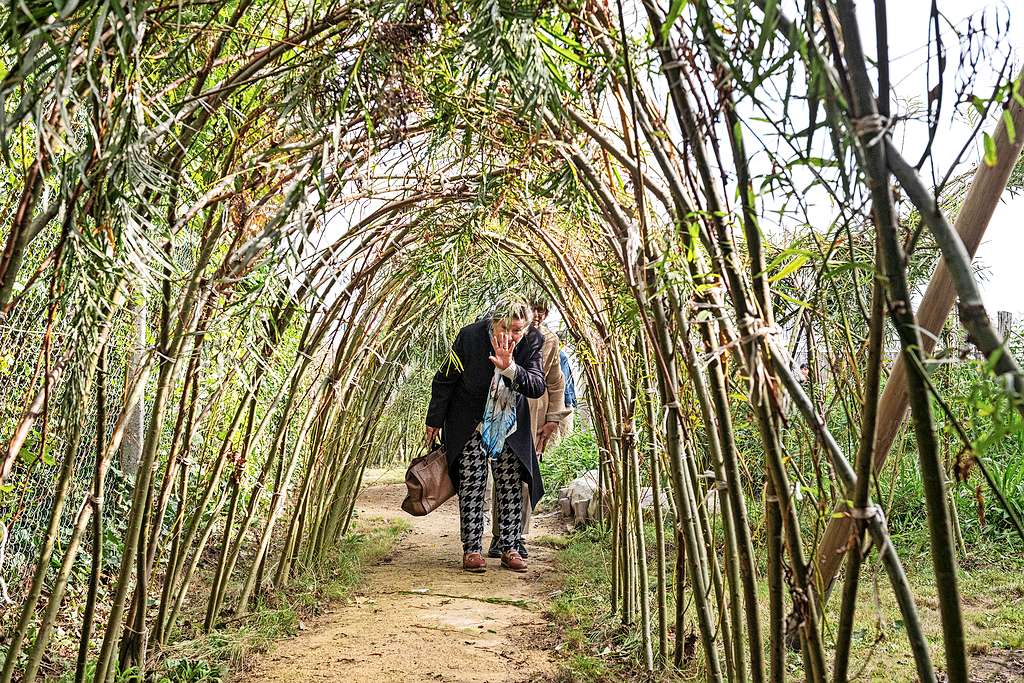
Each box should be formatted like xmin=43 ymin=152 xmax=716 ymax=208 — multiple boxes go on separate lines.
xmin=489 ymin=330 xmax=516 ymax=370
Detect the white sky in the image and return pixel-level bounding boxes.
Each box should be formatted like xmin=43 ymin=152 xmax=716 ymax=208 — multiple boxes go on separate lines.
xmin=855 ymin=0 xmax=1024 ymax=317
xmin=317 ymin=1 xmax=1024 ymax=321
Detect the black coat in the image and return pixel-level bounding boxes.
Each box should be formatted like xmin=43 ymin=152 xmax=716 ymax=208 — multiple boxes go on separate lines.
xmin=426 ymin=319 xmax=547 ymax=508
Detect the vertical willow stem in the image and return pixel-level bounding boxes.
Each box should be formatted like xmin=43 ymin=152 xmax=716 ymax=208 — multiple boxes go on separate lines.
xmin=626 ymin=424 xmax=654 ymax=671
xmin=644 ymin=369 xmax=669 ymax=664
xmin=76 ymin=344 xmax=107 ymax=682
xmin=834 ymin=3 xmax=968 ymax=679
xmin=672 ymin=527 xmax=686 ymax=669
xmin=833 ymin=249 xmax=886 ymax=682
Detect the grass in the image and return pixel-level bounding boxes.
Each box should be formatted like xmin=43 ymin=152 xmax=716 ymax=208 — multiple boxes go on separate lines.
xmin=543 ymin=519 xmax=1024 ymax=682
xmin=533 ymin=533 xmax=572 ymax=549
xmin=821 ymin=554 xmax=1024 ymax=681
xmin=361 ymin=466 xmax=408 ymax=486
xmin=539 ymin=430 xmax=600 ymax=507
xmin=139 ymin=516 xmax=410 ymax=682
xmin=545 ymin=525 xmax=685 ymax=682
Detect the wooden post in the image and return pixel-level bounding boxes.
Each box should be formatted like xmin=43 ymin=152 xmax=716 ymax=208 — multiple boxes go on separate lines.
xmin=997 ymin=311 xmax=1013 ymax=340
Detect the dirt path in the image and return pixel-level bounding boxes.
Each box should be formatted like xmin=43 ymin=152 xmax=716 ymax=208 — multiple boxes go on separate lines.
xmin=245 ymin=480 xmax=564 ymax=682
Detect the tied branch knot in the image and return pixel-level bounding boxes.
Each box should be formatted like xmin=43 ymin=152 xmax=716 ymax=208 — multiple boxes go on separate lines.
xmin=848 ymin=504 xmax=884 ymax=522
xmin=851 ymin=113 xmax=891 ymax=148
xmin=698 ymin=317 xmax=781 ymax=369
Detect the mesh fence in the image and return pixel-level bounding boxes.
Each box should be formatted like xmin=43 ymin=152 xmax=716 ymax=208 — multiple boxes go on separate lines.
xmin=0 ymin=288 xmax=141 ymax=608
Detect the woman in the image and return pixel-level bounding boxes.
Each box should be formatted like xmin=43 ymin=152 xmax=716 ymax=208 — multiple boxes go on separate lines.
xmin=424 ymin=299 xmax=546 ymax=573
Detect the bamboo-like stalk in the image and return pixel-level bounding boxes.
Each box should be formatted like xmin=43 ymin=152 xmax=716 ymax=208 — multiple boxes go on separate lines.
xmin=626 ymin=420 xmax=654 ymax=671
xmin=833 ymin=257 xmax=886 ymax=682
xmin=643 ymin=366 xmax=669 ymax=664
xmin=75 ymin=343 xmax=107 ymax=683
xmin=623 ymin=9 xmax=768 ymax=676
xmin=22 ymin=500 xmax=95 ymax=682
xmin=275 ymin=398 xmax=335 ymax=586
xmin=144 ymin=309 xmax=213 ymax=575
xmin=768 ymin=338 xmax=937 ymax=682
xmin=156 ymin=381 xmax=259 ymax=644
xmin=234 ymin=383 xmax=324 ymax=615
xmin=833 ymin=3 xmax=967 ymax=680
xmin=645 ymin=315 xmax=724 ymax=680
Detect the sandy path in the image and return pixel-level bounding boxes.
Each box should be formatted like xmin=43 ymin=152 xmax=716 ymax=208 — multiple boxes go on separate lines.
xmin=245 ymin=481 xmax=563 ymax=682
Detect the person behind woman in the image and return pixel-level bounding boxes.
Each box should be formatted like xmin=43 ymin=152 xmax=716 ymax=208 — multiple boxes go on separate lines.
xmin=424 ymin=298 xmax=546 ymax=573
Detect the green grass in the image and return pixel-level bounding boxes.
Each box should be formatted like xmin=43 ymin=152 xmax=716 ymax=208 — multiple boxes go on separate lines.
xmin=539 ymin=429 xmax=600 ymax=506
xmin=533 ymin=533 xmax=571 ymax=549
xmin=822 ymin=554 xmax=1024 ymax=681
xmin=543 ymin=517 xmax=1024 ymax=682
xmin=142 ymin=517 xmax=410 ymax=682
xmin=546 ymin=525 xmax=684 ymax=682
xmin=361 ymin=467 xmax=409 ymax=486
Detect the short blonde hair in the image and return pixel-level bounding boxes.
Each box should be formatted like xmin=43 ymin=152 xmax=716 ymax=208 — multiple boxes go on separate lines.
xmin=491 ymin=297 xmax=530 ymax=326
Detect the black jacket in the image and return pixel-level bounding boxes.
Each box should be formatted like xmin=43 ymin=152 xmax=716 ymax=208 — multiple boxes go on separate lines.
xmin=426 ymin=319 xmax=546 ymax=508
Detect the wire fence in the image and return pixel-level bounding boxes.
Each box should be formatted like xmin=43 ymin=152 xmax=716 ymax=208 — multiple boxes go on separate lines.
xmin=0 ymin=298 xmax=142 ymax=611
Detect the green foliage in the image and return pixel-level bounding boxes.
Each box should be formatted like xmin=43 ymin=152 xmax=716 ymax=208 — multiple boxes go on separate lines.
xmin=882 ymin=353 xmax=1024 ymax=555
xmin=539 ymin=428 xmax=599 ymax=503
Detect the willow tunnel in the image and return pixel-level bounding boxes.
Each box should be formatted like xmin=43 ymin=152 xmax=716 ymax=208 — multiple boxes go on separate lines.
xmin=3 ymin=1 xmax=1024 ymax=682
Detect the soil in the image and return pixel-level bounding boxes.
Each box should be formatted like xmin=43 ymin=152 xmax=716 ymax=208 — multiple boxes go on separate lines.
xmin=243 ymin=481 xmax=564 ymax=682
xmin=967 ymin=648 xmax=1024 ymax=682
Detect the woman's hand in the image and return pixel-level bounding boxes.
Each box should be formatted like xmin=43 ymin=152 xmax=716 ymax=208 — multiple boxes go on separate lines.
xmin=424 ymin=425 xmax=439 ymax=448
xmin=489 ymin=331 xmax=515 ymax=370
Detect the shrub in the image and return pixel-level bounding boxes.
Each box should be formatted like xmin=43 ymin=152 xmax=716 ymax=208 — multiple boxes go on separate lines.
xmin=539 ymin=429 xmax=600 ymax=503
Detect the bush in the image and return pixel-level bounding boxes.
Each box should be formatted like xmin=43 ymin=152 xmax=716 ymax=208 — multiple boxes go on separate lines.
xmin=539 ymin=429 xmax=599 ymax=502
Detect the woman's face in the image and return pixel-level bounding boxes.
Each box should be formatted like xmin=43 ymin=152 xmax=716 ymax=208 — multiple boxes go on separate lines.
xmin=494 ymin=317 xmax=529 ymax=345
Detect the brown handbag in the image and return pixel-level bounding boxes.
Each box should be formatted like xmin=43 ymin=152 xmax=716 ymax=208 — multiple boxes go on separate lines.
xmin=401 ymin=442 xmax=455 ymax=516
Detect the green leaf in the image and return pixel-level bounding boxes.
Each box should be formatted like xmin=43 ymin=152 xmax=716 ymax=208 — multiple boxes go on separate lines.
xmin=768 ymin=254 xmax=808 ymax=282
xmin=661 ymin=0 xmax=688 ymax=42
xmin=785 ymin=156 xmax=838 ymax=169
xmin=1013 ymin=75 xmax=1024 ymax=107
xmin=751 ymin=0 xmax=778 ymax=74
xmin=1003 ymin=110 xmax=1016 ymax=145
xmin=777 ymin=290 xmax=812 ymax=309
xmin=983 ymin=132 xmax=998 ymax=167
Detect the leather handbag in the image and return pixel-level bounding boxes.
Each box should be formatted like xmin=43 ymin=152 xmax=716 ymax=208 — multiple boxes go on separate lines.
xmin=401 ymin=442 xmax=455 ymax=516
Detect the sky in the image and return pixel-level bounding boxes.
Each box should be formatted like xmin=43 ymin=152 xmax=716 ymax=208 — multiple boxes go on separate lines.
xmin=316 ymin=1 xmax=1024 ymax=323
xmin=854 ymin=0 xmax=1024 ymax=317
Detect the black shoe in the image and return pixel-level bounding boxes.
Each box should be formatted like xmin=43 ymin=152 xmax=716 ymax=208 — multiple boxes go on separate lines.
xmin=516 ymin=540 xmax=529 ymax=559
xmin=487 ymin=538 xmax=501 ymax=558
